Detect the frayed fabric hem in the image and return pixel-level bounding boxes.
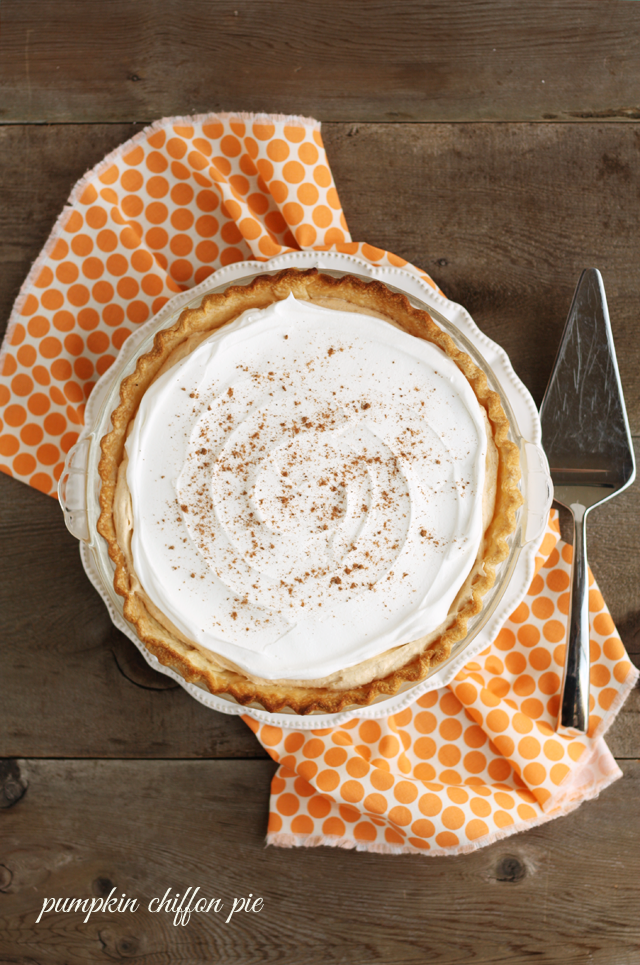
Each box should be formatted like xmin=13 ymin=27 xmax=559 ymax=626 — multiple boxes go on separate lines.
xmin=266 ymin=767 xmax=622 ymax=857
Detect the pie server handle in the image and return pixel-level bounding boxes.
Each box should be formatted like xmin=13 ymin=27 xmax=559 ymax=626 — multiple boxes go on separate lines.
xmin=557 ymin=505 xmax=590 ymax=735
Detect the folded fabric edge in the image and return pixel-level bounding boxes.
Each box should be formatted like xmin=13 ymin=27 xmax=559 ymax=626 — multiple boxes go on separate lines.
xmin=265 ymin=764 xmax=622 ymax=857
xmin=590 ymin=662 xmax=639 ymax=744
xmin=545 ymin=738 xmax=622 ymax=815
xmin=540 ymin=662 xmax=639 ymax=815
xmin=0 ymin=110 xmax=321 ymax=375
xmin=65 ymin=111 xmax=321 ymax=214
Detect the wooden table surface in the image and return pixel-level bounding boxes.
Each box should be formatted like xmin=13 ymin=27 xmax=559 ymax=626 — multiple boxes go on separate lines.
xmin=1 ymin=3 xmax=639 ymax=963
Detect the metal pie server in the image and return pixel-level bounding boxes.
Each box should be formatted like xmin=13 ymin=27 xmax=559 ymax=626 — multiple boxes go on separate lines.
xmin=540 ymin=269 xmax=635 ymax=735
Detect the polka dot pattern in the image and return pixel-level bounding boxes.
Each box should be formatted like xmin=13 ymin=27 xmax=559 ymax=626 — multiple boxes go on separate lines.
xmin=255 ymin=511 xmax=636 ymax=856
xmin=1 ymin=115 xmax=633 ymax=856
xmin=2 ymin=113 xmax=437 ymax=494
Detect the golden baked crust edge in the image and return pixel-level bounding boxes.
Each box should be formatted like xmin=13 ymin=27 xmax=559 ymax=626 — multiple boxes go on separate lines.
xmin=98 ymin=268 xmax=523 ymax=715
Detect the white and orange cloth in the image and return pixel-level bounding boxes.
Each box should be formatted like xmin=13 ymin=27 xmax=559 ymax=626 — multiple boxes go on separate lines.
xmin=252 ymin=511 xmax=637 ymax=854
xmin=0 ymin=112 xmax=424 ymax=495
xmin=0 ymin=113 xmax=636 ymax=855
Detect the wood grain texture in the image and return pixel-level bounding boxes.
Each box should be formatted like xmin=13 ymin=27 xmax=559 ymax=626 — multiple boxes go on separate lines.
xmin=322 ymin=122 xmax=640 ymax=424
xmin=0 ymin=758 xmax=638 ymax=965
xmin=1 ymin=122 xmax=639 ymax=759
xmin=2 ymin=9 xmax=639 ymax=956
xmin=0 ymin=456 xmax=637 ymax=760
xmin=2 ymin=122 xmax=640 ymax=425
xmin=0 ymin=474 xmax=267 ymax=760
xmin=2 ymin=1 xmax=640 ymax=124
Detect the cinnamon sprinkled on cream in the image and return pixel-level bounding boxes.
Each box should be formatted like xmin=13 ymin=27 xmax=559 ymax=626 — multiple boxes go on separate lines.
xmin=125 ymin=295 xmax=489 ymax=682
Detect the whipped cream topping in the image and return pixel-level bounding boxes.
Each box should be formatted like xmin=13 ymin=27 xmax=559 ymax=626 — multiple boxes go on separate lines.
xmin=126 ymin=295 xmax=488 ymax=681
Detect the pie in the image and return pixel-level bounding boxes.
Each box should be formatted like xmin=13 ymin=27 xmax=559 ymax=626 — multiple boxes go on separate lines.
xmin=98 ymin=268 xmax=522 ymax=714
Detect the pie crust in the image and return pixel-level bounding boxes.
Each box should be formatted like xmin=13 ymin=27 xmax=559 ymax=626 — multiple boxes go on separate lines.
xmin=98 ymin=268 xmax=522 ymax=714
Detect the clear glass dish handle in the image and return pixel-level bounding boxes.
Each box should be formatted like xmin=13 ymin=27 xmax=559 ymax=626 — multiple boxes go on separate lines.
xmin=523 ymin=440 xmax=553 ymax=545
xmin=57 ymin=435 xmax=92 ymax=542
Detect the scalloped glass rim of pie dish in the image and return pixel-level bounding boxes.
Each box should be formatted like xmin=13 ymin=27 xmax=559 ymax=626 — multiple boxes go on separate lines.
xmin=96 ymin=268 xmax=523 ymax=715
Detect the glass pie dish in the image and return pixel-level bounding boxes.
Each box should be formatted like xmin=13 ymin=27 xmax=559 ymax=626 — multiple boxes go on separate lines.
xmin=59 ymin=251 xmax=553 ymax=727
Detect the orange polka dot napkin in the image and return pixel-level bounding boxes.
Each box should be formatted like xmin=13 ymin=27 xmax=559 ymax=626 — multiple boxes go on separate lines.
xmin=0 ymin=113 xmax=635 ymax=856
xmin=2 ymin=112 xmax=417 ymax=494
xmin=249 ymin=511 xmax=637 ymax=855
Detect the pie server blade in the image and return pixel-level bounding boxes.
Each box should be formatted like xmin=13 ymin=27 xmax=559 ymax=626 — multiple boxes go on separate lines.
xmin=540 ymin=268 xmax=635 ymax=735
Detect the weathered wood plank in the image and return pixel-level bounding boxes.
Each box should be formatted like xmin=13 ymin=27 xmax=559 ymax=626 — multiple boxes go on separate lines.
xmin=2 ymin=122 xmax=640 ymax=426
xmin=0 ymin=759 xmax=638 ymax=965
xmin=1 ymin=122 xmax=639 ymax=759
xmin=321 ymin=122 xmax=640 ymax=423
xmin=0 ymin=474 xmax=267 ymax=760
xmin=2 ymin=1 xmax=640 ymax=124
xmin=0 ymin=464 xmax=637 ymax=759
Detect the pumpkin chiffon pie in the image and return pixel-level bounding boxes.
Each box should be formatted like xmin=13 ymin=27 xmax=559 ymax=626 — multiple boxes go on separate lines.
xmin=98 ymin=269 xmax=522 ymax=714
